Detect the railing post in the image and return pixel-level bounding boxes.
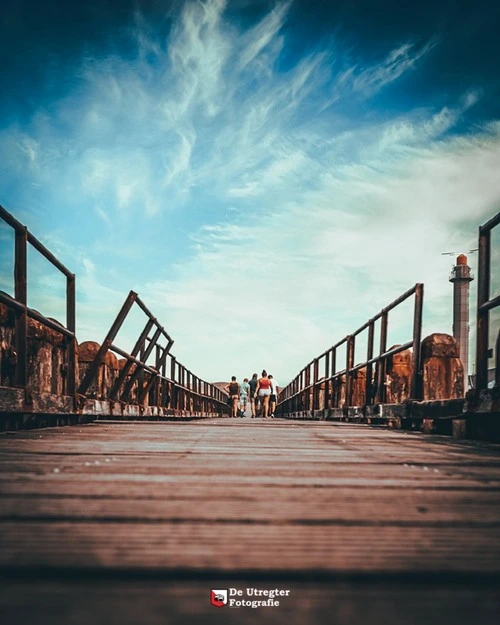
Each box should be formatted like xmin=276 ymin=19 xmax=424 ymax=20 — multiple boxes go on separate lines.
xmin=313 ymin=358 xmax=319 ymax=410
xmin=297 ymin=371 xmax=301 ymax=410
xmin=324 ymin=351 xmax=330 ymax=410
xmin=154 ymin=345 xmax=162 ymax=406
xmin=494 ymin=329 xmax=500 ymax=389
xmin=331 ymin=347 xmax=337 ymax=407
xmin=14 ymin=226 xmax=28 ymax=389
xmin=66 ymin=274 xmax=76 ymax=397
xmin=305 ymin=367 xmax=310 ymax=411
xmin=411 ymin=284 xmax=424 ymax=399
xmin=177 ymin=364 xmax=182 ymax=410
xmin=180 ymin=365 xmax=185 ymax=410
xmin=377 ymin=312 xmax=388 ymax=403
xmin=170 ymin=356 xmax=177 ymax=410
xmin=345 ymin=335 xmax=354 ymax=407
xmin=138 ymin=344 xmax=146 ymax=401
xmin=476 ymin=226 xmax=490 ymax=390
xmin=365 ymin=320 xmax=374 ymax=405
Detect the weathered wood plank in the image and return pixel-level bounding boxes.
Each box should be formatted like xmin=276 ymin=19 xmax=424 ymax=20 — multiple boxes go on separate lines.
xmin=1 ymin=419 xmax=500 ymax=624
xmin=1 ymin=491 xmax=500 ymax=524
xmin=1 ymin=521 xmax=500 ymax=572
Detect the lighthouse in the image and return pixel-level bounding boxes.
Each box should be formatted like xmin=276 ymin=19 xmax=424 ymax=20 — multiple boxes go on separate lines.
xmin=449 ymin=254 xmax=473 ymax=388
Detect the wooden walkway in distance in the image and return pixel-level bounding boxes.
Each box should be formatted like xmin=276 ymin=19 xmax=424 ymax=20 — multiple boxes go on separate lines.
xmin=1 ymin=417 xmax=500 ymax=624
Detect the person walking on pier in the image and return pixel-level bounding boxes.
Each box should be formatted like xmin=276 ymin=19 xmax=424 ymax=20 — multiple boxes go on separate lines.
xmin=239 ymin=377 xmax=250 ymax=417
xmin=255 ymin=370 xmax=272 ymax=418
xmin=269 ymin=374 xmax=279 ymax=418
xmin=249 ymin=373 xmax=258 ymax=417
xmin=228 ymin=376 xmax=239 ymax=418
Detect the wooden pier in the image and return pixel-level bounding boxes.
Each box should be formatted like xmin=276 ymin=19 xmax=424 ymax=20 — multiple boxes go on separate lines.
xmin=0 ymin=418 xmax=499 ymax=624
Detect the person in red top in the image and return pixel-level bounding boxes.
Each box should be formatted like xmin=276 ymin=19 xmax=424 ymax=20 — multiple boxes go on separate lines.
xmin=255 ymin=370 xmax=272 ymax=418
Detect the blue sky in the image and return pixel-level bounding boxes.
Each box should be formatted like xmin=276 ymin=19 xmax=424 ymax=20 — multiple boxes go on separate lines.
xmin=1 ymin=0 xmax=500 ymax=384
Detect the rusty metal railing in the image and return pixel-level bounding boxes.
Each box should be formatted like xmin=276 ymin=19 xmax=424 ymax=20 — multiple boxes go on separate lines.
xmin=475 ymin=211 xmax=500 ymax=390
xmin=0 ymin=205 xmax=227 ymax=417
xmin=0 ymin=205 xmax=77 ymax=398
xmin=278 ymin=284 xmax=424 ymax=414
xmin=78 ymin=290 xmax=229 ymax=415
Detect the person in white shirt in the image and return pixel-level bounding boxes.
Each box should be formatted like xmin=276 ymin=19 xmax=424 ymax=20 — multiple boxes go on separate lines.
xmin=268 ymin=374 xmax=279 ymax=418
xmin=239 ymin=377 xmax=250 ymax=417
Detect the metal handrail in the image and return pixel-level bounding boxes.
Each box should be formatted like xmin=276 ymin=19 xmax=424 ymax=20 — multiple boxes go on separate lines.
xmin=0 ymin=205 xmax=76 ymax=396
xmin=77 ymin=290 xmax=228 ymax=414
xmin=0 ymin=204 xmax=227 ymax=415
xmin=278 ymin=284 xmax=423 ymax=414
xmin=475 ymin=211 xmax=500 ymax=389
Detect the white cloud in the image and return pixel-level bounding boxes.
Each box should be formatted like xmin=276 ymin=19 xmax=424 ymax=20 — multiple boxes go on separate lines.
xmin=139 ymin=125 xmax=500 ymax=382
xmin=327 ymin=39 xmax=437 ymax=106
xmin=238 ymin=0 xmax=291 ymax=69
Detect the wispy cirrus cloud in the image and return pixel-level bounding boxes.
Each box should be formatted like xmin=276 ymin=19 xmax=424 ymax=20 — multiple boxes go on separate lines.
xmin=0 ymin=0 xmax=436 ymax=220
xmin=350 ymin=39 xmax=437 ymax=95
xmin=323 ymin=38 xmax=438 ymax=110
xmin=238 ymin=0 xmax=290 ymax=69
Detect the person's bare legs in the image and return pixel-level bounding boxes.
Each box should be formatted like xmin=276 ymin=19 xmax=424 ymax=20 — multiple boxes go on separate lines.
xmin=261 ymin=395 xmax=270 ymax=418
xmin=232 ymin=397 xmax=238 ymax=418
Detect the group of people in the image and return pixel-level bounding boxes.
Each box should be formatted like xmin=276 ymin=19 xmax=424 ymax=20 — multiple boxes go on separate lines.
xmin=227 ymin=370 xmax=279 ymax=419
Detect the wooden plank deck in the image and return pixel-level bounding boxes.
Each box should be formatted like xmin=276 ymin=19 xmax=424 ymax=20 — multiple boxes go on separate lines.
xmin=0 ymin=418 xmax=500 ymax=624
